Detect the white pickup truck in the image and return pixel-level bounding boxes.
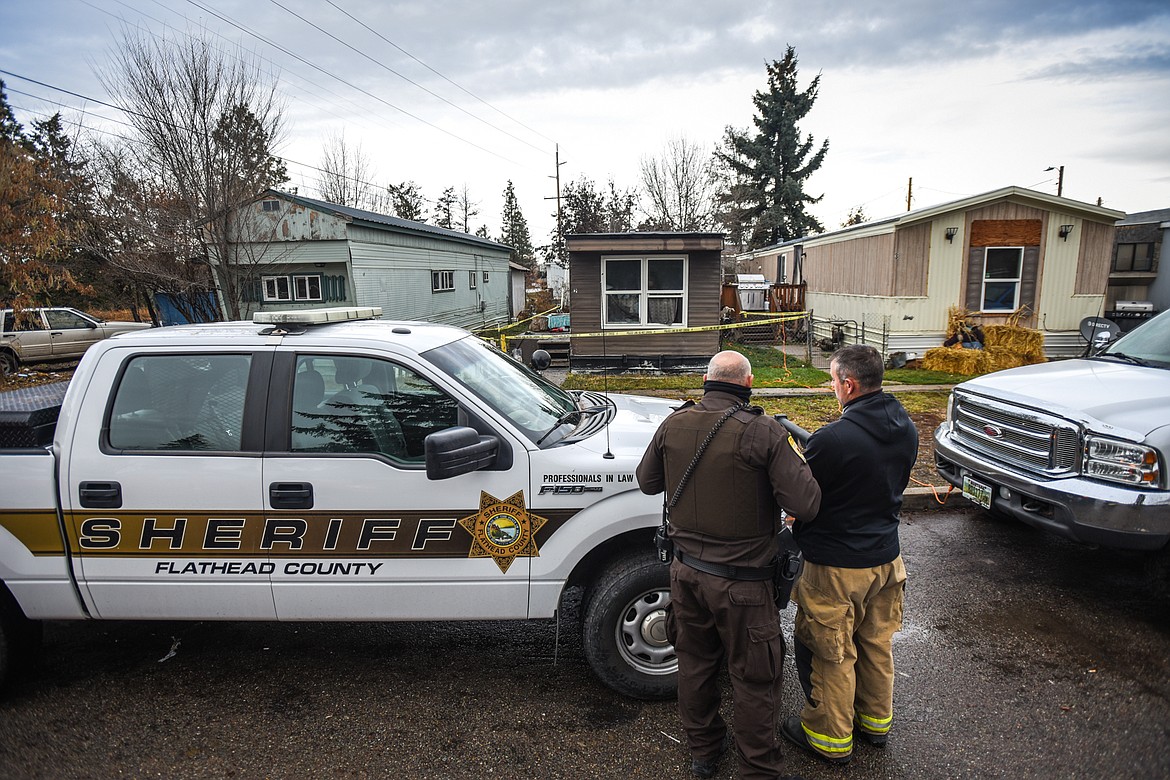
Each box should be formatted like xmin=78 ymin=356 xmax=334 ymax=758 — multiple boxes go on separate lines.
xmin=934 ymin=308 xmax=1170 ymax=552
xmin=0 ymin=307 xmax=682 ymax=698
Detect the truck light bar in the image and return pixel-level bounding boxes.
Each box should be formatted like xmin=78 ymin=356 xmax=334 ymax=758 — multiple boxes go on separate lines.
xmin=253 ymin=307 xmax=383 ymax=325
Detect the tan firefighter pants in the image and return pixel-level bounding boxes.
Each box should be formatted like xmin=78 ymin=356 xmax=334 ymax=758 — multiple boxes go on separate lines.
xmin=793 ymin=556 xmax=906 ymax=760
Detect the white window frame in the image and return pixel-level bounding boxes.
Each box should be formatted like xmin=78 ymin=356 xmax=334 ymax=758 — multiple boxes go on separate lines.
xmin=293 ymin=274 xmax=322 ymax=301
xmin=262 ymin=275 xmax=292 ymax=302
xmin=980 ymin=247 xmax=1023 ymax=313
xmin=601 ymin=255 xmax=688 ymax=328
xmin=261 ymin=200 xmax=280 ymax=213
xmin=468 ymin=270 xmax=477 ymax=290
xmin=431 ymin=270 xmax=455 ymax=293
xmin=482 ymin=271 xmax=490 ymax=283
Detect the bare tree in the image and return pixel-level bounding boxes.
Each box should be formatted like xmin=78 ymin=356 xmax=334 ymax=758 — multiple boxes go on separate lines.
xmin=456 ymin=184 xmax=479 ymax=234
xmin=318 ymin=131 xmax=374 ymax=209
xmin=639 ymin=136 xmax=716 ymax=231
xmin=98 ymin=28 xmax=288 ymax=320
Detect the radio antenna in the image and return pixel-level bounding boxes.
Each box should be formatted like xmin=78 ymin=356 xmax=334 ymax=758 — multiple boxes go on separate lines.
xmin=602 ymin=320 xmax=614 ymax=459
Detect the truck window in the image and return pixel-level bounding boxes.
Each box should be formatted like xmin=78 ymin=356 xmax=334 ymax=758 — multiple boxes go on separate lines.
xmin=108 ymin=354 xmax=252 ymax=451
xmin=290 ymin=355 xmax=459 ymax=460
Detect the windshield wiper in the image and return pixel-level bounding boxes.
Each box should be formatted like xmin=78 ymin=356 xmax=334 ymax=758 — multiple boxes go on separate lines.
xmin=1097 ymin=352 xmax=1151 ymax=367
xmin=535 ymin=405 xmax=609 ymax=446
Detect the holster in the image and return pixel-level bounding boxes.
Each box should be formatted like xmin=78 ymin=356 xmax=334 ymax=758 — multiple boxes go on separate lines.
xmin=772 ymin=549 xmax=802 ymax=608
xmin=655 ymin=509 xmax=674 ymax=564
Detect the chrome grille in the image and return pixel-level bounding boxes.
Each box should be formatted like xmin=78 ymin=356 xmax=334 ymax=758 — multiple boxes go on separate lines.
xmin=951 ymin=392 xmax=1081 ymax=475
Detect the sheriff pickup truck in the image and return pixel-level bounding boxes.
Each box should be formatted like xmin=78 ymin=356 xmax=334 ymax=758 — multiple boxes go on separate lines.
xmin=0 ymin=307 xmax=682 ymax=699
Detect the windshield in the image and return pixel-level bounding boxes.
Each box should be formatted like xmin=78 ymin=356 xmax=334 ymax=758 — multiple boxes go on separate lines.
xmin=425 ymin=336 xmax=579 ymax=443
xmin=1098 ymin=309 xmax=1170 ymax=369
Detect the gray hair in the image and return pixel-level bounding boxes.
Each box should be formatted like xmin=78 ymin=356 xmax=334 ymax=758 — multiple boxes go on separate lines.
xmin=706 ymin=350 xmax=752 ymax=383
xmin=831 ymin=345 xmax=884 ymax=391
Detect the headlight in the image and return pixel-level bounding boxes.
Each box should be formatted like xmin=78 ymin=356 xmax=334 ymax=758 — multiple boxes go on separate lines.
xmin=1083 ymin=435 xmax=1161 ymax=487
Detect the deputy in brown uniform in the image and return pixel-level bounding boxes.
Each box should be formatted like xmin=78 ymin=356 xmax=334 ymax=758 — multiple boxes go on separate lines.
xmin=637 ymin=350 xmax=821 ymax=780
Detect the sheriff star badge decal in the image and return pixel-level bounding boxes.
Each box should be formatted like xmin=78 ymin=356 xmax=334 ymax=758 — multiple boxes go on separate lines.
xmin=459 ymin=490 xmax=547 ymax=573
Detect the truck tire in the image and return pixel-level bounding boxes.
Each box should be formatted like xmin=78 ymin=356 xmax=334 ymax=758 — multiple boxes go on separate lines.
xmin=0 ymin=585 xmax=42 ymax=692
xmin=0 ymin=350 xmax=18 ymax=378
xmin=582 ymin=551 xmax=676 ymax=700
xmin=1143 ymin=546 xmax=1170 ymax=599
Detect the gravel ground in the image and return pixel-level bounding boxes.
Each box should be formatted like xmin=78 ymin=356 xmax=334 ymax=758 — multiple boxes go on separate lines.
xmin=3 ymin=508 xmax=1168 ymax=779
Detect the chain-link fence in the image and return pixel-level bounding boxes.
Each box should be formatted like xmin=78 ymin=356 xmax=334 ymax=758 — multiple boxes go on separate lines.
xmin=805 ymin=313 xmax=890 ymax=369
xmin=727 ymin=312 xmax=890 ymax=370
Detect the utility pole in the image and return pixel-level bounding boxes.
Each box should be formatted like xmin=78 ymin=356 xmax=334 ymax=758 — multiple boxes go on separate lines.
xmin=545 ymin=144 xmax=567 ymax=267
xmin=1045 ymin=165 xmax=1065 ymax=197
xmin=906 ymin=177 xmax=913 ymax=211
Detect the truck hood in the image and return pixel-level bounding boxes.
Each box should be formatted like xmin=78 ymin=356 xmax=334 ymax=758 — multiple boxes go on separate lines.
xmin=574 ymin=392 xmax=684 ymax=458
xmin=957 ymin=359 xmax=1170 ymax=437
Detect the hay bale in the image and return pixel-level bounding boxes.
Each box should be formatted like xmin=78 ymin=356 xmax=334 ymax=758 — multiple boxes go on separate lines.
xmin=983 ymin=324 xmax=1043 ymax=352
xmin=983 ymin=347 xmax=1026 ymax=372
xmin=922 ymin=346 xmax=988 ymax=375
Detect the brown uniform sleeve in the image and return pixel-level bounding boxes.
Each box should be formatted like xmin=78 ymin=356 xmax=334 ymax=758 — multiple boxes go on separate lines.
xmin=741 ymin=417 xmax=821 ymax=521
xmin=636 ymin=424 xmax=667 ymax=496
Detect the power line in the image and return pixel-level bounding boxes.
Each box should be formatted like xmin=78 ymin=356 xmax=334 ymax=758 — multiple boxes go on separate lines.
xmin=268 ymin=0 xmax=546 ymax=154
xmin=82 ymin=0 xmax=408 ymax=140
xmin=2 ymin=71 xmax=402 ymax=202
xmin=323 ymin=0 xmax=554 ymax=145
xmin=178 ymin=0 xmax=522 ymax=165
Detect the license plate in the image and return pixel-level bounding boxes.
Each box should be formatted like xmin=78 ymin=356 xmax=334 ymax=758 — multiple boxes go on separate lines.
xmin=962 ymin=476 xmax=992 ymax=510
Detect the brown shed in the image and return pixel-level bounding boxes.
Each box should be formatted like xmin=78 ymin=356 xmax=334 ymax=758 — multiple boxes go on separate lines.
xmin=567 ymin=232 xmax=724 ymax=371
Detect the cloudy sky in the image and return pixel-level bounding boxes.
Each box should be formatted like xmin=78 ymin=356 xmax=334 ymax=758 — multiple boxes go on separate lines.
xmin=2 ymin=0 xmax=1169 ymax=245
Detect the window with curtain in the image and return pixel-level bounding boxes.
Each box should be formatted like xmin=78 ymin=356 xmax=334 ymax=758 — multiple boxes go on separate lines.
xmin=602 ymin=256 xmax=686 ymax=327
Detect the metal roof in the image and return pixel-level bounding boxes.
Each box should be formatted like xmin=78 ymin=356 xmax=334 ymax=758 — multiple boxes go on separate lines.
xmin=263 ymin=189 xmax=511 ymax=253
xmin=746 ymin=185 xmax=1129 ymax=254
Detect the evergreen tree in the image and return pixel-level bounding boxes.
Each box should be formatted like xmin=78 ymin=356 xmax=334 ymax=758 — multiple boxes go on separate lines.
xmin=385 ymin=181 xmax=426 ymax=222
xmin=540 ymin=176 xmax=637 ymax=267
xmin=715 ymin=47 xmax=829 ymax=249
xmin=433 ymin=186 xmax=457 ymax=230
xmin=499 ymin=180 xmax=533 ymax=268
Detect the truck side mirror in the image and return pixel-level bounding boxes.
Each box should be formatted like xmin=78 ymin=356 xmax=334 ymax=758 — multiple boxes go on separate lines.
xmin=424 ymin=426 xmax=498 ymax=480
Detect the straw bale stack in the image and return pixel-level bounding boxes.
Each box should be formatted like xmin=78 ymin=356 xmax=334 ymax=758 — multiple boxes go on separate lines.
xmin=927 ymin=305 xmax=1046 ymax=375
xmin=921 ymin=346 xmax=988 ymax=375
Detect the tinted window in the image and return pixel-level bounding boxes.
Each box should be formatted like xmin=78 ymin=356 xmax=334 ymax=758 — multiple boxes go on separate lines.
xmin=108 ymin=354 xmax=251 ymax=451
xmin=290 ymin=355 xmax=459 ymax=461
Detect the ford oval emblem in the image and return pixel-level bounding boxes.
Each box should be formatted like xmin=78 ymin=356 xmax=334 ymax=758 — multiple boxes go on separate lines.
xmin=983 ymin=425 xmax=1003 ymax=438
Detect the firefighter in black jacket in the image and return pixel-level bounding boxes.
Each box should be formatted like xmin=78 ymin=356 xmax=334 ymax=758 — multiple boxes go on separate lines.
xmin=637 ymin=350 xmax=820 ymax=780
xmin=782 ymin=344 xmax=918 ymax=765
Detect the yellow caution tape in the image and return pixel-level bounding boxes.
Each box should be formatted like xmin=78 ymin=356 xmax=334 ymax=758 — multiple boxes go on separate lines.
xmin=499 ymin=312 xmax=808 ymax=346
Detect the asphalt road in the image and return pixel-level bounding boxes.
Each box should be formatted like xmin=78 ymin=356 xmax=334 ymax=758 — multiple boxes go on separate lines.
xmin=2 ymin=506 xmax=1168 ymax=779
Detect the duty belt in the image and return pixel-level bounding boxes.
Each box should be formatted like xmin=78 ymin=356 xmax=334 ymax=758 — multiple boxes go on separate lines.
xmin=676 ymin=550 xmax=776 ymax=581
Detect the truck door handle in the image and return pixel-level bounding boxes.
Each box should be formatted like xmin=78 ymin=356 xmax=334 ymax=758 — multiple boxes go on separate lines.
xmin=79 ymin=481 xmax=122 ymax=509
xmin=270 ymin=482 xmax=313 ymax=510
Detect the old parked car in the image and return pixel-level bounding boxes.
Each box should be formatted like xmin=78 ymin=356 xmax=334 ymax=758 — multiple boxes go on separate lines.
xmin=0 ymin=307 xmax=153 ymax=376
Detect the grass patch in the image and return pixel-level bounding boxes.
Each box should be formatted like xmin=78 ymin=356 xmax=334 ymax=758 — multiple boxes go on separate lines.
xmin=561 ymin=342 xmax=830 ymax=391
xmin=885 ymin=367 xmax=970 ymax=384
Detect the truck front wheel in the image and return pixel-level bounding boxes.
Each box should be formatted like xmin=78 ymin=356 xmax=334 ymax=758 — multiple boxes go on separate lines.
xmin=0 ymin=350 xmax=18 ymax=378
xmin=582 ymin=551 xmax=676 ymax=700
